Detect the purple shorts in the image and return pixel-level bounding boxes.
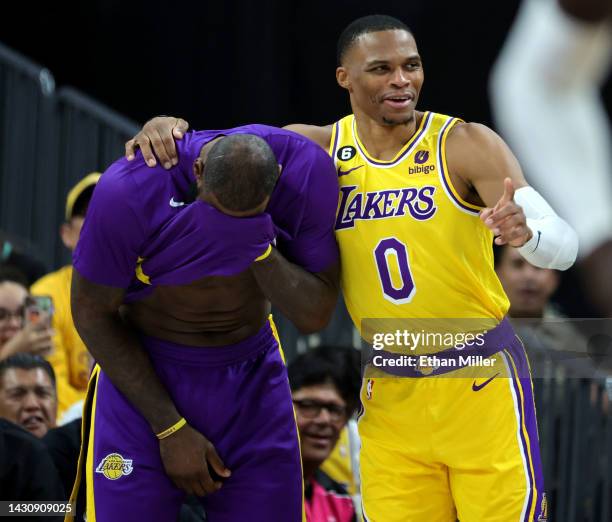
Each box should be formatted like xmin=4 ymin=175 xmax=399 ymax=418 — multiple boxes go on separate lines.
xmin=72 ymin=318 xmax=303 ymax=521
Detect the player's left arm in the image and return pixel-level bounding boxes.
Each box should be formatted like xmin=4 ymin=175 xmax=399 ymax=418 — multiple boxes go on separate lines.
xmin=250 ymin=252 xmax=339 ymax=334
xmin=447 ymin=122 xmax=578 ymax=270
xmin=250 ymin=147 xmax=341 ymax=334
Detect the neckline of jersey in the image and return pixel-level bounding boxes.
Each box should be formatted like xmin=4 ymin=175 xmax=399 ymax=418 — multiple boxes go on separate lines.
xmin=351 ymin=111 xmax=431 ymax=167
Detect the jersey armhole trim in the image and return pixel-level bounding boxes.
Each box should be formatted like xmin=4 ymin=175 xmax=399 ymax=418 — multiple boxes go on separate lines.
xmin=329 ymin=122 xmax=340 ymax=166
xmin=438 ymin=118 xmax=483 ymax=215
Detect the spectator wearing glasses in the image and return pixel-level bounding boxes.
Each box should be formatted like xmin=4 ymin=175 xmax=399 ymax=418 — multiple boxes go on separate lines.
xmin=0 ymin=270 xmax=54 ymax=362
xmin=288 ymin=345 xmax=360 ymax=522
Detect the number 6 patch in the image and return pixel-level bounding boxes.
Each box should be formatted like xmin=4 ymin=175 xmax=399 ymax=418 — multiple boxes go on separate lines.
xmin=337 ymin=146 xmax=356 ymax=161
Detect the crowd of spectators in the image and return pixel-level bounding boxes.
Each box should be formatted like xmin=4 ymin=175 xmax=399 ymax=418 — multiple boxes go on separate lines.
xmin=0 ymin=175 xmax=100 ymax=519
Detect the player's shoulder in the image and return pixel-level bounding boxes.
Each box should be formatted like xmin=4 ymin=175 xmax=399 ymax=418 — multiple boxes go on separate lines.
xmin=244 ymin=123 xmax=329 ymax=151
xmin=445 ymin=120 xmax=516 ymax=184
xmin=94 ymin=157 xmax=146 ymax=206
xmin=282 ymin=123 xmax=333 ymax=151
xmin=95 ymin=153 xmax=186 ymax=222
xmin=447 ymin=121 xmax=501 ymax=148
xmin=247 ymin=124 xmax=335 ymax=169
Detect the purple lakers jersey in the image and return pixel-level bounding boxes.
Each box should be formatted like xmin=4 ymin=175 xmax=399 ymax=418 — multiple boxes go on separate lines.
xmin=73 ymin=126 xmax=339 ymax=301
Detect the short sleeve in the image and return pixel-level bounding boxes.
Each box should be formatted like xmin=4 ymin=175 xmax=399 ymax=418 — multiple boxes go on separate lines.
xmin=73 ymin=173 xmax=146 ymax=288
xmin=281 ymin=146 xmax=339 ymax=273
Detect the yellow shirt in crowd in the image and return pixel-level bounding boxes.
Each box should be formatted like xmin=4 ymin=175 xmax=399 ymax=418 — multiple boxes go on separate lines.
xmin=31 ymin=265 xmax=90 ymax=418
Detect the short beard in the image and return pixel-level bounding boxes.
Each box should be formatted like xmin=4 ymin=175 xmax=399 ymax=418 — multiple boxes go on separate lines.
xmin=381 ymin=114 xmax=414 ymax=126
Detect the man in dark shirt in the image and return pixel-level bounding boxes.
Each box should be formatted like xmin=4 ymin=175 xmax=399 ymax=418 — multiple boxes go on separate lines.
xmin=0 ymin=418 xmax=64 ymax=521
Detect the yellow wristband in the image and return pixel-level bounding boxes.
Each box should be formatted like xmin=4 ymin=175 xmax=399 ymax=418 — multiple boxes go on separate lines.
xmin=255 ymin=244 xmax=273 ymax=262
xmin=156 ymin=417 xmax=187 ymax=440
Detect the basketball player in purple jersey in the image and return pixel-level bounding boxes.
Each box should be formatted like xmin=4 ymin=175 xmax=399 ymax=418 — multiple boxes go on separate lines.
xmin=69 ymin=129 xmax=339 ymax=521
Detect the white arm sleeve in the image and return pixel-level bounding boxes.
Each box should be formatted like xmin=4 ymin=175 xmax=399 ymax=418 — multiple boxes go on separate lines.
xmin=514 ymin=186 xmax=579 ymax=271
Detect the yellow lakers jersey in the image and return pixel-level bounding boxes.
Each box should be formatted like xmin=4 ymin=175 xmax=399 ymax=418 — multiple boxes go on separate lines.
xmin=330 ymin=112 xmax=509 ymax=334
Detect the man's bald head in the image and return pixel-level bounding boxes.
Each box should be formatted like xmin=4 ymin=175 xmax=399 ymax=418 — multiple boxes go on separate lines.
xmin=201 ymin=134 xmax=279 ymax=213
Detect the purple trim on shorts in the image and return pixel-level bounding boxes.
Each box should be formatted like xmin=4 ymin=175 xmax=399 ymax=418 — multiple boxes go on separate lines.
xmin=140 ymin=319 xmax=276 ymax=367
xmin=504 ymin=345 xmax=546 ymax=521
xmin=437 ymin=118 xmax=480 ymax=215
xmin=371 ymin=317 xmax=515 ymax=377
xmin=504 ymin=349 xmax=535 ymax=521
xmin=353 ymin=112 xmax=432 ymax=166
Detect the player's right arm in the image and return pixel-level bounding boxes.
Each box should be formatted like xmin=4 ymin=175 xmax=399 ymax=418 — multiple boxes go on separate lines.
xmin=282 ymin=124 xmax=333 ymax=151
xmin=71 ymin=173 xmax=230 ymax=496
xmin=125 ymin=118 xmax=334 ymax=165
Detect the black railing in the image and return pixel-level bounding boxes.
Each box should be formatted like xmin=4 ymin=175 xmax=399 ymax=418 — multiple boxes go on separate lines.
xmin=0 ymin=42 xmax=138 ymax=269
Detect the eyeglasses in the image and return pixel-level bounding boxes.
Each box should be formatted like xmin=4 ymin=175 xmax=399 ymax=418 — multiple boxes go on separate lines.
xmin=292 ymin=399 xmax=348 ymax=422
xmin=0 ymin=306 xmax=25 ymax=323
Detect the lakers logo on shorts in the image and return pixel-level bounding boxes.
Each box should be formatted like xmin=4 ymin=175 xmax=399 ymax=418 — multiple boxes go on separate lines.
xmin=95 ymin=453 xmax=134 ymax=480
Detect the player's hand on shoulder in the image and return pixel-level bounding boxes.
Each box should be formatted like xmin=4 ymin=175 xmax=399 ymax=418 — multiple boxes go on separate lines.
xmin=480 ymin=178 xmax=533 ymax=247
xmin=159 ymin=422 xmax=231 ymax=496
xmin=125 ymin=116 xmax=190 ymax=169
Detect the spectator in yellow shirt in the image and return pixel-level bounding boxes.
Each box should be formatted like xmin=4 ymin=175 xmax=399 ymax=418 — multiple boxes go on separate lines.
xmin=31 ymin=173 xmax=100 ymax=420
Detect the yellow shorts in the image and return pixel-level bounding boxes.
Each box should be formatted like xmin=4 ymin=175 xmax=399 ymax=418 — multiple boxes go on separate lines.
xmin=359 ymin=338 xmax=547 ymax=521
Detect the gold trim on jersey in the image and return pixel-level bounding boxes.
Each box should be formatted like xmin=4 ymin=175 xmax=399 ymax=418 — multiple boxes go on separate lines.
xmin=135 ymin=257 xmax=151 ymax=285
xmin=351 ymin=112 xmax=433 ymax=168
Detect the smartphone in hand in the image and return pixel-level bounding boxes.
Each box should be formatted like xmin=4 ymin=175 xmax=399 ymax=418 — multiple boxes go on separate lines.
xmin=25 ymin=295 xmax=54 ymax=326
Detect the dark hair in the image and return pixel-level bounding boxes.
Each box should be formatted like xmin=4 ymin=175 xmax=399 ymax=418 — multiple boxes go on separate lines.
xmin=203 ymin=134 xmax=279 ymax=212
xmin=0 ymin=265 xmax=30 ymax=288
xmin=337 ymin=14 xmax=412 ymax=65
xmin=0 ymin=353 xmax=56 ymax=388
xmin=288 ymin=345 xmax=361 ymax=415
xmin=71 ymin=185 xmax=96 ymax=219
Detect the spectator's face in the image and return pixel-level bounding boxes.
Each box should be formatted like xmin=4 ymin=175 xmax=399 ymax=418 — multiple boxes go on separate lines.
xmin=60 ymin=216 xmax=85 ymax=252
xmin=0 ymin=368 xmax=57 ymax=437
xmin=293 ymin=382 xmax=348 ymax=469
xmin=496 ymin=247 xmax=559 ymax=318
xmin=0 ymin=282 xmax=28 ymax=345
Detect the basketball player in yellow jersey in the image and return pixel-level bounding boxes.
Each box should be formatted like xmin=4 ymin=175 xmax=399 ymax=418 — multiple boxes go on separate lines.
xmin=125 ymin=15 xmax=578 ymax=522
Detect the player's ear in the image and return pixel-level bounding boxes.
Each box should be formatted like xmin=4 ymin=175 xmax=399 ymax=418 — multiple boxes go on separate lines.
xmin=193 ymin=158 xmax=204 ymax=188
xmin=336 ymin=67 xmax=351 ymax=91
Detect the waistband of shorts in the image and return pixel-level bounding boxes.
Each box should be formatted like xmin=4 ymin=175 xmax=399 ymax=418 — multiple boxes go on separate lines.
xmin=140 ymin=317 xmax=278 ymax=367
xmin=371 ymin=317 xmax=516 ymax=377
